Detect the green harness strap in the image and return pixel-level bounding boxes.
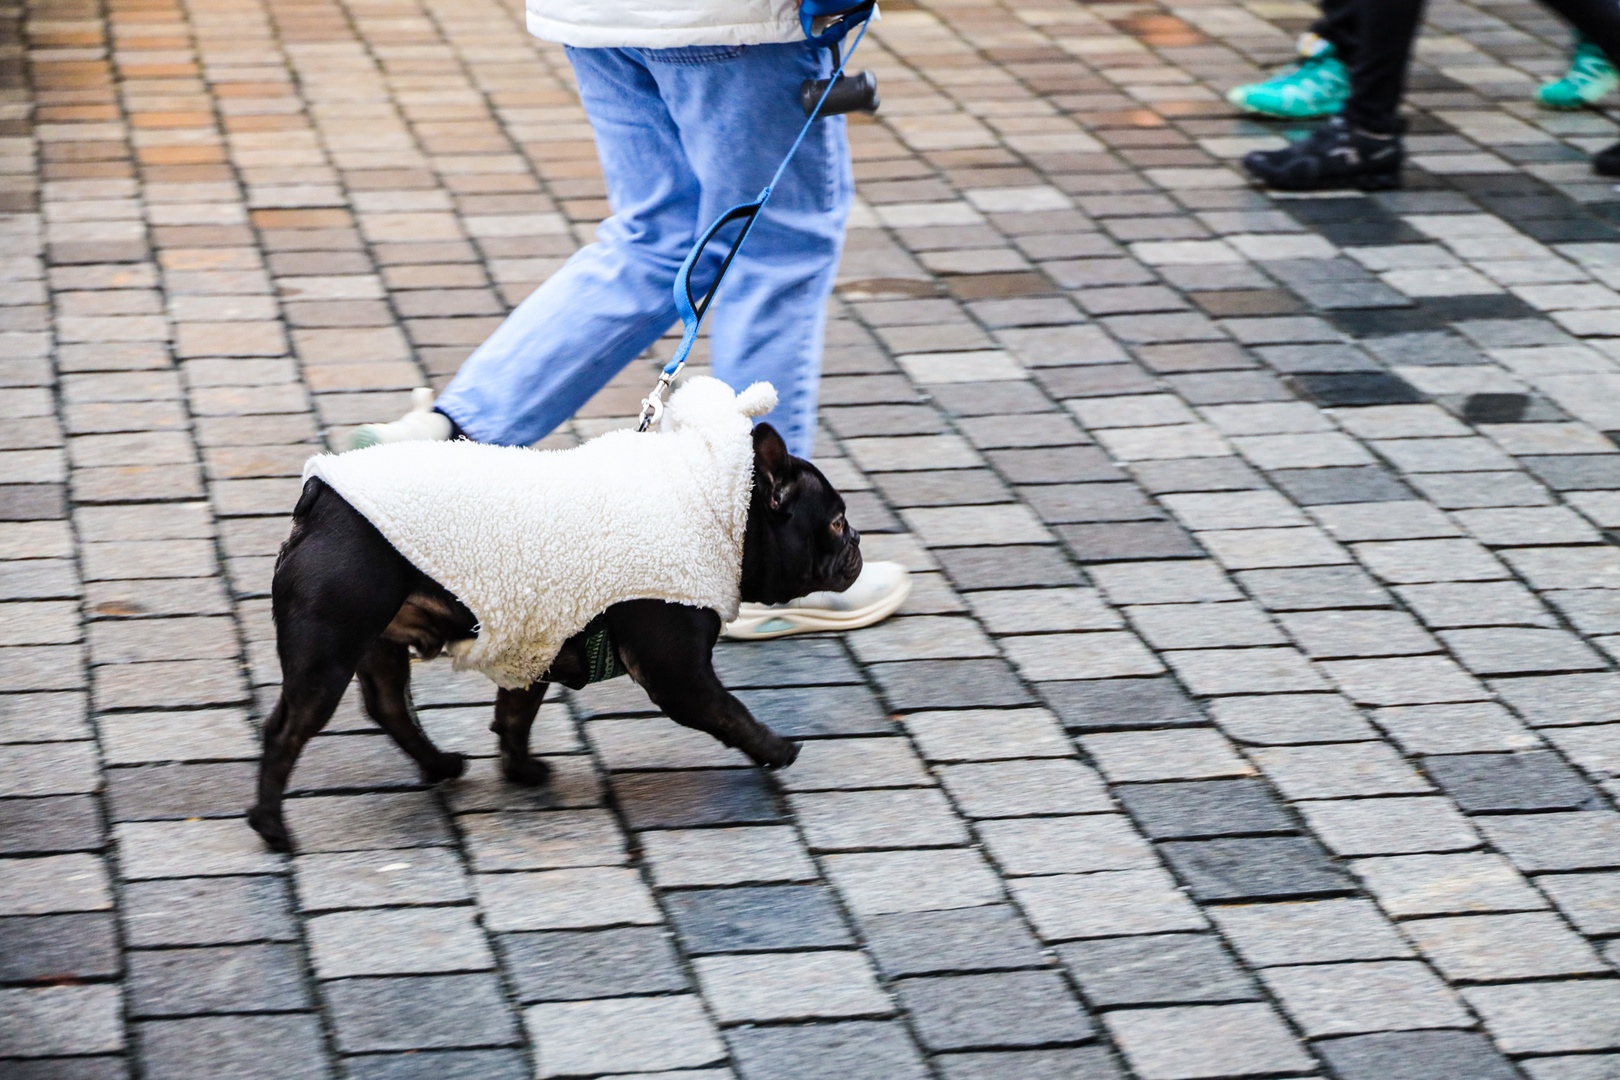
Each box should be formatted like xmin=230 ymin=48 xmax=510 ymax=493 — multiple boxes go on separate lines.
xmin=581 ymin=615 xmax=628 ymax=684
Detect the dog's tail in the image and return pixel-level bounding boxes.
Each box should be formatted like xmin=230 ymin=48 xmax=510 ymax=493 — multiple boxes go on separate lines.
xmin=275 ymin=477 xmax=326 ymax=575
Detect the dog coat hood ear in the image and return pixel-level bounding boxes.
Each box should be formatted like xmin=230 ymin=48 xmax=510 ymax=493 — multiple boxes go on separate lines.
xmin=302 ymin=376 xmax=766 ymax=689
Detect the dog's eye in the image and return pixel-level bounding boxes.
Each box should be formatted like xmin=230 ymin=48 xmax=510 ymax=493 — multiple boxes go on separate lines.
xmin=830 ymin=516 xmax=845 ymax=534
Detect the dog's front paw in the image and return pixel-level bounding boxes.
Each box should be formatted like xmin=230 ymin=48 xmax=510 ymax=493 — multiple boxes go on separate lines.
xmin=755 ymin=737 xmax=800 ymax=770
xmin=502 ymin=754 xmax=552 ymax=787
xmin=421 ymin=752 xmax=466 ymax=784
xmin=247 ymin=805 xmax=293 ymax=853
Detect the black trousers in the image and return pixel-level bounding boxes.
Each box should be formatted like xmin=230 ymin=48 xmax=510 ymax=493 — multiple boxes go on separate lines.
xmin=1313 ymin=0 xmax=1620 ymax=134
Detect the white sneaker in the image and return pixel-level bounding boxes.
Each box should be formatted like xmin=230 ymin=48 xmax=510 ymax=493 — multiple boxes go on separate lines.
xmin=723 ymin=561 xmax=911 ymax=640
xmin=348 ymin=387 xmax=453 ymax=451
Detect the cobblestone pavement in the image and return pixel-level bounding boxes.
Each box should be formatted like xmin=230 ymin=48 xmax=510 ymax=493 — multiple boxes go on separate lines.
xmin=14 ymin=0 xmax=1620 ymax=1076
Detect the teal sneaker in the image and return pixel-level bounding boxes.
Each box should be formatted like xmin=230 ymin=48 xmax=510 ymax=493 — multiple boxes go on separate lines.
xmin=1227 ymin=33 xmax=1349 ymax=120
xmin=1537 ymin=37 xmax=1618 ymax=109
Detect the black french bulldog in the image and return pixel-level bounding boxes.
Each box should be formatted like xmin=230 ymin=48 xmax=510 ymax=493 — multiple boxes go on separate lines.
xmin=248 ymin=423 xmax=861 ymax=853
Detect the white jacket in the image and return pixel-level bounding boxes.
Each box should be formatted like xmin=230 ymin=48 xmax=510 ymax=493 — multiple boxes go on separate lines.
xmin=304 ymin=378 xmax=776 ymax=690
xmin=526 ymin=0 xmax=803 ymax=48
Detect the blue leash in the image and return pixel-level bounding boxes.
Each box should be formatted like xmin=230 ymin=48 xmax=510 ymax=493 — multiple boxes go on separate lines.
xmin=636 ymin=14 xmax=874 ymax=431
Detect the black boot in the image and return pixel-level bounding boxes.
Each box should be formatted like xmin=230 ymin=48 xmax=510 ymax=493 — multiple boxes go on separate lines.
xmin=1242 ymin=116 xmax=1403 ymax=192
xmin=1594 ymin=140 xmax=1620 ymax=177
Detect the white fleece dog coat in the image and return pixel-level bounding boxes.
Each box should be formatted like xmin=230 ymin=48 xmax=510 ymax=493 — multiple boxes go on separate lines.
xmin=303 ymin=377 xmax=776 ymax=689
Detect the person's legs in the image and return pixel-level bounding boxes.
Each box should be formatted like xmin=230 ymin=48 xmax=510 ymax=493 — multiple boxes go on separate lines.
xmin=431 ymin=47 xmax=701 ymax=446
xmin=1312 ymin=0 xmax=1360 ymax=59
xmin=645 ymin=42 xmax=853 ymax=459
xmin=1337 ymin=0 xmax=1428 ymax=134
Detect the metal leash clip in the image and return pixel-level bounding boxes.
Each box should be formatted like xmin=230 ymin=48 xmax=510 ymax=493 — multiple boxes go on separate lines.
xmin=636 ymin=362 xmax=683 ymax=432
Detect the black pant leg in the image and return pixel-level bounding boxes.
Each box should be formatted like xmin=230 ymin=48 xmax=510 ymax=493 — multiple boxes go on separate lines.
xmin=1539 ymin=0 xmax=1620 ymax=70
xmin=1340 ymin=0 xmax=1429 ymax=134
xmin=1313 ymin=0 xmax=1362 ymax=61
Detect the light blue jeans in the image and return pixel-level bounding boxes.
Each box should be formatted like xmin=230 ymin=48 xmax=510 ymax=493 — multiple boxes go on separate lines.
xmin=434 ymin=42 xmax=854 ymax=459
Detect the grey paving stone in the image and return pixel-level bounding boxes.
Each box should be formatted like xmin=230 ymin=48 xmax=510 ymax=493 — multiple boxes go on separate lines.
xmin=1373 ymin=702 xmax=1539 ymax=754
xmin=711 ymin=637 xmax=863 ymax=688
xmin=1462 ymin=980 xmax=1620 ymax=1054
xmin=0 ymin=853 xmax=111 ymax=916
xmin=1114 ymin=778 xmax=1295 ymax=839
xmin=937 ymin=758 xmax=1111 ymax=818
xmin=639 ymin=826 xmax=817 ymax=887
xmin=1261 ymin=959 xmax=1472 ymax=1036
xmin=1211 ymin=898 xmax=1412 ymax=966
xmin=1269 ymin=465 xmax=1413 ymax=505
xmin=306 ymin=906 xmax=494 ymax=978
xmin=1404 ymin=911 xmax=1607 ymax=981
xmin=1159 ymin=835 xmax=1355 ymax=900
xmin=0 ymin=912 xmax=119 ymax=982
xmin=824 ymin=848 xmax=1004 ymax=915
xmin=867 ymin=658 xmax=1035 ymax=710
xmin=1476 ymin=811 xmax=1620 ymax=871
xmin=281 ymin=792 xmax=455 ymax=853
xmin=1491 ymin=672 xmax=1620 ymax=727
xmin=0 ymin=985 xmax=123 ymax=1057
xmin=1314 ymin=1030 xmax=1525 ymax=1080
xmin=726 ymin=1021 xmax=929 ymax=1080
xmin=1424 ymin=751 xmax=1601 ymax=812
xmin=137 ymin=1013 xmax=333 ymax=1080
xmin=499 ymin=926 xmax=686 ymax=1002
xmin=1352 ymin=852 xmax=1549 ymax=916
xmin=1129 ymin=455 xmax=1266 ymax=494
xmin=1300 ymin=796 xmax=1479 ymax=856
xmin=1040 ymin=676 xmax=1203 ymax=731
xmin=1441 ymin=626 xmax=1606 ymax=675
xmin=0 ymin=1060 xmax=130 ymax=1080
xmin=733 ymin=684 xmax=895 ymax=738
xmin=1019 ymin=481 xmax=1165 ymax=523
xmin=293 ymin=847 xmax=470 ymax=911
xmin=1409 ymin=469 xmax=1556 ymax=509
xmin=665 ymin=884 xmax=852 ymax=954
xmin=860 ymin=904 xmax=1045 ymax=977
xmin=1083 ymin=728 xmax=1253 ymax=782
xmin=1537 ymin=872 xmax=1620 ymax=934
xmin=792 ymin=787 xmax=970 ymax=849
xmin=935 ymin=1047 xmax=1124 ymax=1080
xmin=978 ymin=814 xmax=1156 ymax=876
xmin=0 ymin=793 xmax=103 ymax=853
xmin=1056 ymin=518 xmax=1204 ymax=562
xmin=1008 ymin=867 xmax=1208 ymax=941
xmin=694 ymin=950 xmax=889 ymax=1023
xmin=525 ymin=995 xmax=725 ymax=1077
xmin=612 ymin=769 xmax=783 ymax=829
xmin=1236 ymin=564 xmax=1391 ymax=610
xmin=105 ymin=760 xmax=257 ymax=821
xmin=121 ymin=875 xmax=297 ymax=946
xmin=128 ymin=943 xmax=310 ymax=1017
xmin=341 ymin=1050 xmax=530 ymax=1080
xmin=1211 ymin=693 xmax=1379 ymax=744
xmin=323 ymin=974 xmax=518 ymax=1052
xmin=896 ymin=970 xmax=1094 ymax=1051
xmin=1521 ymin=1055 xmax=1620 ymax=1080
xmin=1058 ymin=933 xmax=1260 ymax=1006
xmin=1395 ymin=580 xmax=1555 ymax=628
xmin=933 ymin=546 xmax=1082 ymax=594
xmin=1103 ymin=1003 xmax=1315 ymax=1080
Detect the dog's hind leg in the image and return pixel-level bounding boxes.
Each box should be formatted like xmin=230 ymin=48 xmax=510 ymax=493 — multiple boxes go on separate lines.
xmin=492 ymin=682 xmax=552 ymax=786
xmin=249 ymin=658 xmax=351 ymax=852
xmin=355 ymin=639 xmax=466 ymax=784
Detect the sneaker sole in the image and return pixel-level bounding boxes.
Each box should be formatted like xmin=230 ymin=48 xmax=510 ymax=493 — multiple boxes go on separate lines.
xmin=721 ymin=575 xmax=914 ymax=641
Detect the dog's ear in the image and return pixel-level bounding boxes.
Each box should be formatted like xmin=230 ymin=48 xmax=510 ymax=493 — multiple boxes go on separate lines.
xmin=753 ymin=422 xmax=793 ymax=513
